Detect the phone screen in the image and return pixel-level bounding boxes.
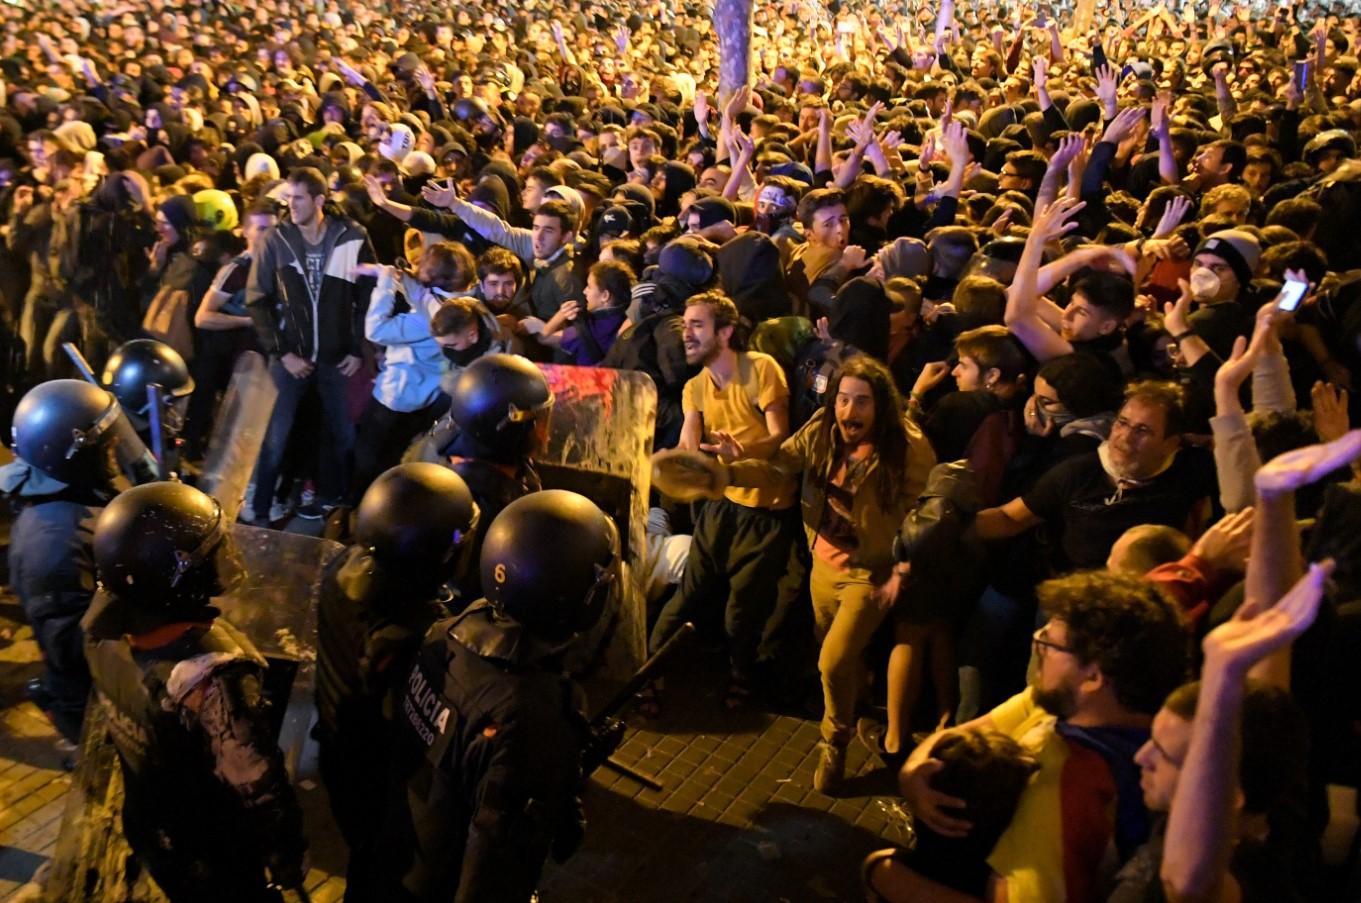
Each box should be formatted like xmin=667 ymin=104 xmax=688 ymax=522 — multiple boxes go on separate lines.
xmin=1276 ymin=278 xmax=1309 ymax=313
xmin=1294 ymin=60 xmax=1310 ymax=86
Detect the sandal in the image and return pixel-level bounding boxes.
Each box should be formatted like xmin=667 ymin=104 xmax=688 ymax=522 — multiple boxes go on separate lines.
xmin=723 ymin=672 xmax=753 ymax=711
xmin=634 ymin=679 xmax=663 ymax=719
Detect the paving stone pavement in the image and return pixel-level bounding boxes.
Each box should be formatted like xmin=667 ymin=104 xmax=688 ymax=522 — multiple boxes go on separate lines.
xmin=1 ymin=594 xmax=914 ymax=902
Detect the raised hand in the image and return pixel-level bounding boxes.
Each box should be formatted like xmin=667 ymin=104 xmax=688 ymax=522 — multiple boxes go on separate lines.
xmin=694 ymin=90 xmax=710 ymax=128
xmin=1101 ymin=105 xmax=1147 ymax=146
xmin=1095 ymin=64 xmax=1119 ymax=116
xmin=1152 ymin=194 xmax=1192 ymax=238
xmin=1311 ymin=381 xmax=1352 ymax=444
xmin=1047 ymin=133 xmax=1085 ymax=173
xmin=414 ymin=66 xmax=436 ymax=95
xmin=1032 ymin=55 xmax=1048 ymax=93
xmin=1151 ymin=90 xmax=1172 ymax=134
xmin=615 ymin=24 xmax=631 ymax=55
xmin=939 ymin=118 xmax=969 ymax=167
xmin=363 ymin=174 xmax=391 ymax=208
xmin=1163 ymin=279 xmax=1194 ymax=337
xmin=1031 ymin=196 xmax=1087 ymax=244
xmin=1254 ymin=429 xmax=1361 ymax=498
xmin=1189 ymin=507 xmax=1254 ymax=574
xmin=912 ymin=360 xmax=952 ymax=398
xmin=1202 ymin=560 xmax=1335 ymax=677
xmin=420 ymin=179 xmax=458 ymax=209
xmin=724 ymin=84 xmax=751 ymax=121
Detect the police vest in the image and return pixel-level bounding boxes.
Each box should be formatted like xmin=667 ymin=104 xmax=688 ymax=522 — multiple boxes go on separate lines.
xmin=86 ymin=614 xmax=265 ymax=799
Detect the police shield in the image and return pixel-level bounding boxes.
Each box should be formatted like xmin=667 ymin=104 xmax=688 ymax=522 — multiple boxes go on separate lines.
xmin=534 ymin=365 xmax=656 ymax=679
xmin=197 ymin=351 xmax=279 ymax=523
xmin=47 ymin=525 xmax=343 ymax=902
xmin=407 ymin=364 xmax=657 ymax=678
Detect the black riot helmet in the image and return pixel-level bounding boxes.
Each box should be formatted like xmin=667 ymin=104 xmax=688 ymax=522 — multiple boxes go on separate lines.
xmin=356 ymin=463 xmax=479 ymax=573
xmin=101 ymin=338 xmax=195 ymax=423
xmin=480 ymin=490 xmax=618 ymax=641
xmin=447 ymin=353 xmax=553 ymax=459
xmin=12 ymin=379 xmax=158 ymax=488
xmin=93 ymin=481 xmax=240 ymax=608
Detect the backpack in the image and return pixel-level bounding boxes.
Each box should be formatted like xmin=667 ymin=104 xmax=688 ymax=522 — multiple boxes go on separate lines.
xmin=749 ymin=316 xmax=855 ymax=429
xmin=1305 ymin=162 xmax=1361 ymax=273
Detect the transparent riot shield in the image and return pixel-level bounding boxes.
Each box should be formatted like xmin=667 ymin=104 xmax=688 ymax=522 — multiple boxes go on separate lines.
xmin=197 ymin=351 xmax=279 ymax=523
xmin=47 ymin=525 xmax=342 ymax=902
xmin=535 ymin=365 xmax=656 ymax=681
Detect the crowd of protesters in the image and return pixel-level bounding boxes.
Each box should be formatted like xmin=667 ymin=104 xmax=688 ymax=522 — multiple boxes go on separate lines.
xmin=4 ymin=0 xmax=1361 ymax=899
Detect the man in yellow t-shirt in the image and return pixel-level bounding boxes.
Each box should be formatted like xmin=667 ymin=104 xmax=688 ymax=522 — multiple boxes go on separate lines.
xmin=648 ymin=290 xmax=801 ymax=706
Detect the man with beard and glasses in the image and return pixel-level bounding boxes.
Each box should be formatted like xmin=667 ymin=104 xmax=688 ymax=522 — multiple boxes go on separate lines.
xmin=973 ymin=380 xmax=1213 ymax=571
xmin=645 ymin=290 xmax=800 ymax=715
xmin=686 ymin=355 xmax=936 ymax=792
xmin=890 ymin=570 xmax=1188 ymax=903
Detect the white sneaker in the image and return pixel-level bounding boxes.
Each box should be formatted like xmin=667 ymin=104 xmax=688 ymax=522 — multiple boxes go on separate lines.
xmin=269 ymin=500 xmax=295 ymax=523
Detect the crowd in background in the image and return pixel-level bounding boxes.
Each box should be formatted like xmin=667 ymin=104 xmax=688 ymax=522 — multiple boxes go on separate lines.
xmin=4 ymin=0 xmax=1361 ymax=899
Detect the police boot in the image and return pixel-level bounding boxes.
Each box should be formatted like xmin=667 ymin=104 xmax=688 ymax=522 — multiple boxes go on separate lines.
xmin=813 ymin=740 xmax=846 ymax=795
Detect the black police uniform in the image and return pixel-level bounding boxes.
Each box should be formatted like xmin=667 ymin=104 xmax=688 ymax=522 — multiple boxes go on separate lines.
xmin=314 ymin=547 xmax=450 ymax=866
xmin=7 ymin=482 xmax=99 ymax=742
xmin=82 ymin=591 xmax=306 ymax=903
xmin=357 ymin=602 xmax=588 ymax=903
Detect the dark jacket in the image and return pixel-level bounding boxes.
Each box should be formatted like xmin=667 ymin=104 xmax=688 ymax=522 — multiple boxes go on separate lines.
xmin=245 ymin=212 xmax=377 ymax=364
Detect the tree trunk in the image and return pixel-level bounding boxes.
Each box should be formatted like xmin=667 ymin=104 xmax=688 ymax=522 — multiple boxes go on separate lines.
xmin=714 ymin=0 xmax=754 ymax=102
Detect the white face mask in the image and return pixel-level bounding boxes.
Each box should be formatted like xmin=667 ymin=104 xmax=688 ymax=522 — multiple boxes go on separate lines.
xmin=1189 ymin=267 xmax=1221 ymax=300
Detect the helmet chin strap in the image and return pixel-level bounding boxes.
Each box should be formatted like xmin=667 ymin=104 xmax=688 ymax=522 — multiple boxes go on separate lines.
xmin=169 ymin=498 xmax=225 ymax=590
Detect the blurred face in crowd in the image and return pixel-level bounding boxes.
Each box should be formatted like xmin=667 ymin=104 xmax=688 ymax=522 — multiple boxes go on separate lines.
xmin=682 ymin=302 xmax=730 ymax=367
xmin=833 ymin=376 xmax=876 ymax=447
xmin=154 ymin=209 xmax=180 ymax=245
xmin=1060 ymin=292 xmax=1120 ymax=343
xmin=627 ymin=135 xmax=655 ymax=170
xmin=1189 ymin=251 xmax=1241 ymax=303
xmin=522 ymin=176 xmax=551 ymax=212
xmin=1241 ymin=159 xmax=1273 ymax=197
xmin=583 ymin=272 xmax=612 ymax=312
xmin=284 ymin=181 xmax=322 ymax=228
xmin=952 ymin=355 xmax=989 ymax=392
xmin=1023 ymin=375 xmax=1063 ymax=437
xmin=1029 ymin=619 xmax=1091 ymax=720
xmin=807 ymin=202 xmax=850 ymax=252
xmin=481 ymin=270 xmax=518 ymax=309
xmin=1190 ymin=143 xmax=1233 ymax=186
xmin=243 ymin=212 xmax=276 ymax=252
xmin=434 ymin=321 xmax=481 ymax=352
xmin=1133 ymin=707 xmax=1191 ymax=813
xmin=531 ymin=212 xmax=567 ymax=260
xmin=1108 ymin=397 xmax=1180 ymax=479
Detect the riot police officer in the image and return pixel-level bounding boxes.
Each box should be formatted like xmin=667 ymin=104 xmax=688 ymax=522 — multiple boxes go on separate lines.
xmin=356 ymin=489 xmax=617 ymax=903
xmin=101 ymin=338 xmax=195 ymax=470
xmin=2 ymin=379 xmax=155 ymax=742
xmin=314 ymin=462 xmax=478 ymax=885
xmin=83 ymin=481 xmax=307 ymax=902
xmin=416 ymin=353 xmax=553 ymax=602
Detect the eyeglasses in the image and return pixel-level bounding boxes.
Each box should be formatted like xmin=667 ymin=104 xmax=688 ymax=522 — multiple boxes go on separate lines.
xmin=1147 ymin=735 xmax=1185 ymax=768
xmin=1032 ymin=626 xmax=1077 ymax=657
